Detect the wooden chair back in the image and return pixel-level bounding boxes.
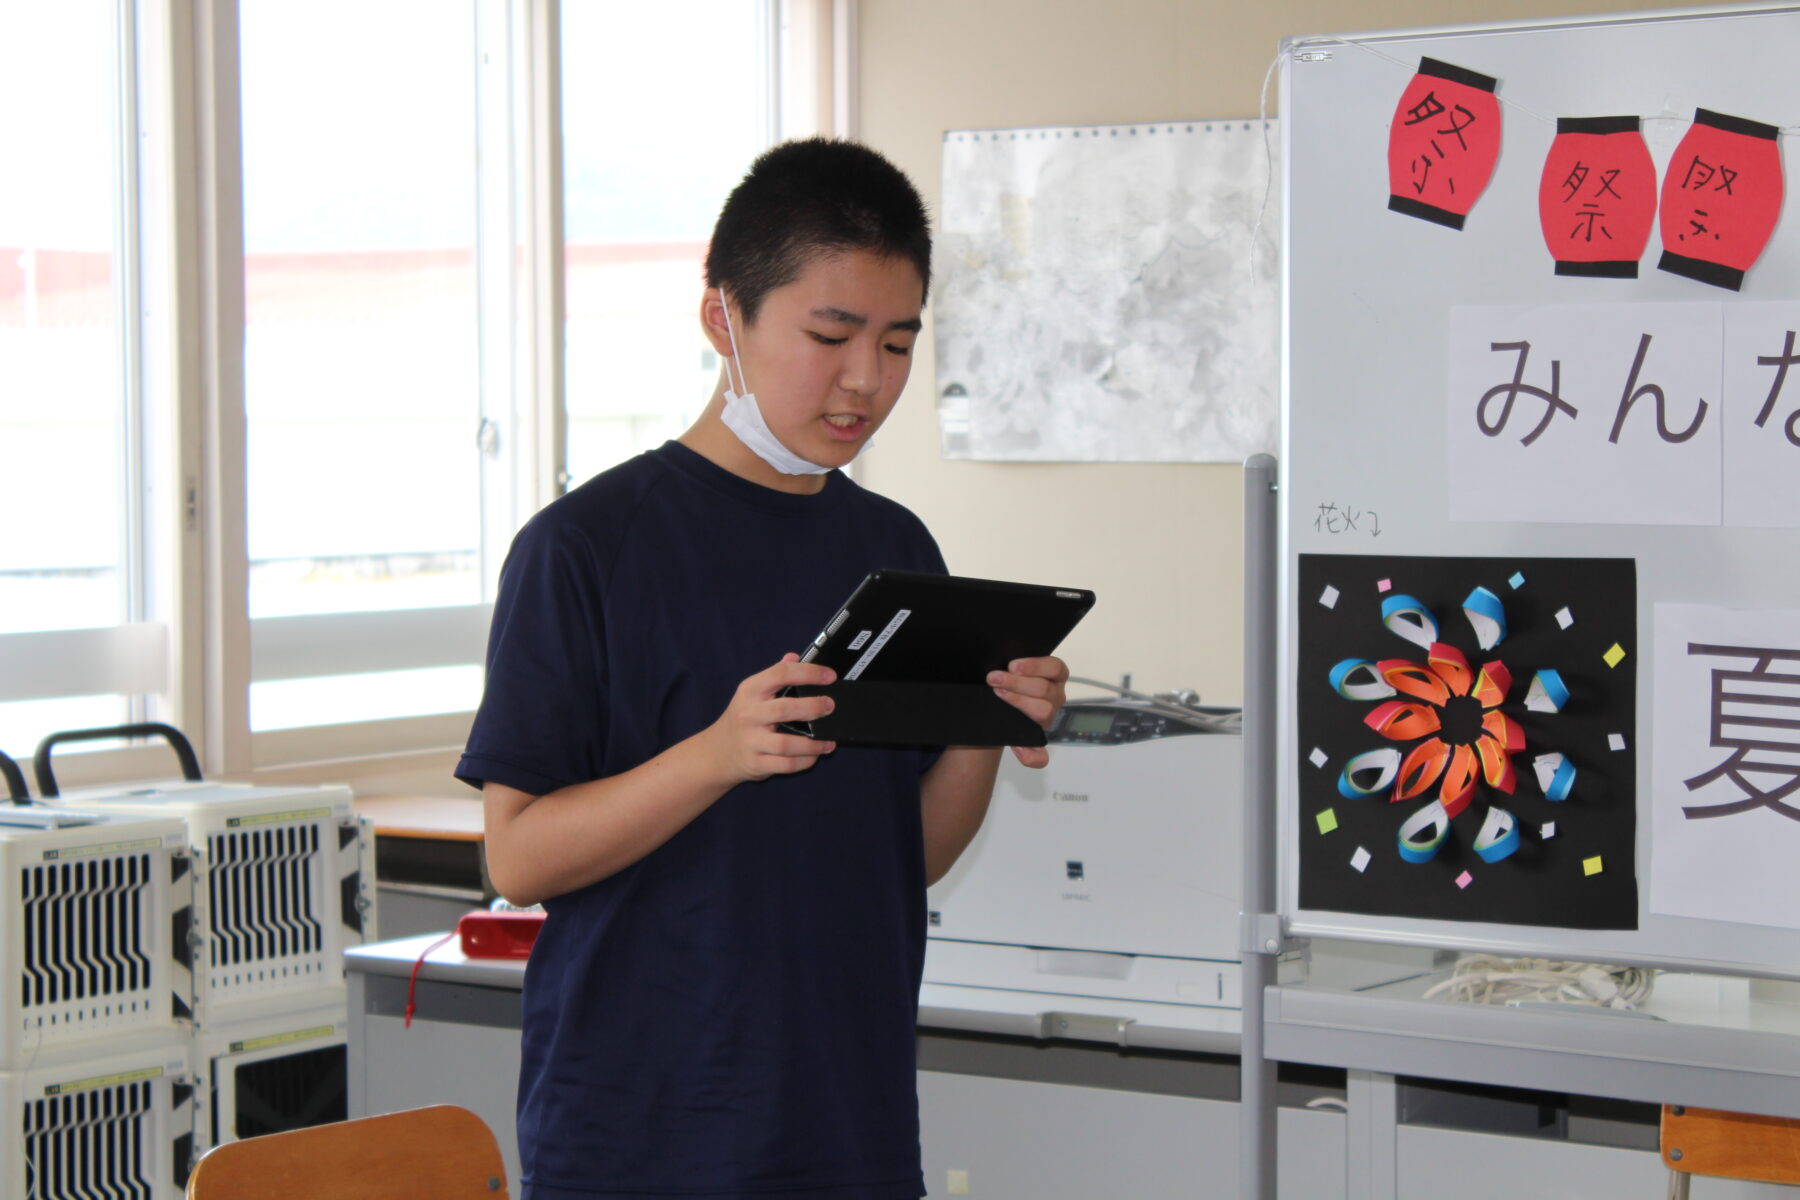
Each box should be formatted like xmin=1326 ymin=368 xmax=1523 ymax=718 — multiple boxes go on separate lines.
xmin=1663 ymin=1104 xmax=1800 ymax=1189
xmin=185 ymin=1104 xmax=509 ymax=1199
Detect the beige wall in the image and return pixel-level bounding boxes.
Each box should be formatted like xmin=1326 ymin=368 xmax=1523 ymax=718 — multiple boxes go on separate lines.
xmin=854 ymin=0 xmax=1692 ymax=704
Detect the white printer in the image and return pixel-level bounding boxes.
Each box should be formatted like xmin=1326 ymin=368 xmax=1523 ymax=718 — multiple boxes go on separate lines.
xmin=925 ymin=695 xmax=1257 ymax=1010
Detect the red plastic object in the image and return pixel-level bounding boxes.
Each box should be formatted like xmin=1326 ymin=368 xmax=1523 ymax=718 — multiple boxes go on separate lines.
xmin=1538 ymin=116 xmax=1657 ymax=278
xmin=1387 ymin=57 xmax=1502 ymax=230
xmin=458 ymin=909 xmax=546 ymax=959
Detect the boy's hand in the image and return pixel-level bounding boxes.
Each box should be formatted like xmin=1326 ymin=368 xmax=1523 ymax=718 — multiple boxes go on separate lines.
xmin=986 ymin=656 xmax=1070 ymax=769
xmin=705 ymin=653 xmax=838 ymax=784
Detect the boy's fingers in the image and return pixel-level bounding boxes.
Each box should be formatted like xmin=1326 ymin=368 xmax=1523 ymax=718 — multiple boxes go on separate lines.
xmin=763 ymin=657 xmax=837 ymax=691
xmin=986 ymin=670 xmax=1056 ymax=700
xmin=761 ymin=735 xmax=834 ymax=764
xmin=997 ymin=689 xmax=1057 ymax=726
xmin=769 ymin=695 xmax=835 ymax=725
xmin=1006 ymin=656 xmax=1070 ymax=682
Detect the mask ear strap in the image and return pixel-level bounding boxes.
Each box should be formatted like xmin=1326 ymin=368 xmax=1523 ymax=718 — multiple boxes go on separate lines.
xmin=718 ymin=288 xmax=749 ymax=397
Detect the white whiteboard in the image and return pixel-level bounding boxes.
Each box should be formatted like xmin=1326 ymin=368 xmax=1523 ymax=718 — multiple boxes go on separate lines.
xmin=1279 ymin=5 xmax=1800 ymax=976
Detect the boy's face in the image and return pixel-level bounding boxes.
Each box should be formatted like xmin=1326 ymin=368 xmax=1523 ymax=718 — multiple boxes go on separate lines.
xmin=727 ymin=249 xmax=925 ymax=471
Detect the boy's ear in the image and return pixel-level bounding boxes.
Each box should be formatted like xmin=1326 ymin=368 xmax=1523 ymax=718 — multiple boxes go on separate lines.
xmin=699 ymin=288 xmax=734 ymax=357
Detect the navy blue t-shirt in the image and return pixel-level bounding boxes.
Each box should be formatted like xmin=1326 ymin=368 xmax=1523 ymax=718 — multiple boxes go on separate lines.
xmin=457 ymin=441 xmax=945 ymax=1200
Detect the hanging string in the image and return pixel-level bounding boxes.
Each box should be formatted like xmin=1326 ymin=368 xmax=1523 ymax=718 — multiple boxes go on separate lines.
xmin=1249 ymin=48 xmax=1281 ymax=291
xmin=1279 ymin=34 xmax=1800 ymax=138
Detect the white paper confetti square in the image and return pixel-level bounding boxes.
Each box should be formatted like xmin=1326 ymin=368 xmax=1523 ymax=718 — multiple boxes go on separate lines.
xmin=1351 ymin=846 xmax=1372 ymax=873
xmin=1319 ymin=585 xmax=1340 ymax=609
xmin=1541 ymin=821 xmax=1557 ymax=839
xmin=1556 ymin=606 xmax=1574 ymax=629
xmin=1608 ymin=733 xmax=1627 ymax=752
xmin=1309 ymin=747 xmax=1329 ymax=768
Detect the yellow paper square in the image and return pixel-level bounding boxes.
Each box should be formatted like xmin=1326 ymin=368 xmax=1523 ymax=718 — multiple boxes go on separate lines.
xmin=1603 ymin=643 xmax=1626 ymax=669
xmin=1316 ymin=808 xmax=1339 ymax=835
xmin=1583 ymin=855 xmax=1604 ymax=876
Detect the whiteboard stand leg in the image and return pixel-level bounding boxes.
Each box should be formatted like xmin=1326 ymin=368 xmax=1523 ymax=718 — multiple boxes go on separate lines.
xmin=1240 ymin=454 xmax=1281 ymax=1200
xmin=1346 ymin=1070 xmax=1399 ymax=1200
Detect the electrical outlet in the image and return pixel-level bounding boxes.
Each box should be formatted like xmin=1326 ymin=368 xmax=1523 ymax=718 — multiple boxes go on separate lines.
xmin=946 ymin=1168 xmax=970 ymax=1195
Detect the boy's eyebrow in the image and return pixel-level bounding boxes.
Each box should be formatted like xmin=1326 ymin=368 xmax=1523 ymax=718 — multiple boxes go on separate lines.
xmin=811 ymin=306 xmax=923 ymax=334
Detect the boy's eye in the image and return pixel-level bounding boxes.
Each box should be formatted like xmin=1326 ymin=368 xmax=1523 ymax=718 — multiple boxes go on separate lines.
xmin=884 ymin=343 xmax=912 ymax=357
xmin=808 ymin=332 xmax=847 ymax=346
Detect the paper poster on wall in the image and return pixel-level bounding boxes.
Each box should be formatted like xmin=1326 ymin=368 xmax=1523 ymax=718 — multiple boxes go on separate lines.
xmin=1722 ymin=302 xmax=1800 ymax=528
xmin=1537 ymin=116 xmax=1656 ymax=278
xmin=1448 ymin=302 xmax=1722 ymax=526
xmin=1658 ymin=109 xmax=1785 ymax=292
xmin=1298 ymin=554 xmax=1638 ymax=930
xmin=935 ymin=121 xmax=1279 ymax=463
xmin=1650 ymin=604 xmax=1800 ymax=929
xmin=1386 ymin=58 xmax=1502 ymax=230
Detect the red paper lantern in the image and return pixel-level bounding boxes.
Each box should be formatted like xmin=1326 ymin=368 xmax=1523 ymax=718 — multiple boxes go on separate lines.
xmin=1537 ymin=116 xmax=1657 ymax=278
xmin=1387 ymin=57 xmax=1503 ymax=230
xmin=1658 ymin=108 xmax=1785 ymax=291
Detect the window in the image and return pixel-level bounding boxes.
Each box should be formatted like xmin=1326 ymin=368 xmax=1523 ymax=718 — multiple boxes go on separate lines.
xmin=0 ymin=2 xmax=162 ymax=756
xmin=0 ymin=0 xmax=836 ymax=790
xmin=560 ymin=1 xmax=776 ymax=487
xmin=239 ymin=0 xmax=491 ymax=733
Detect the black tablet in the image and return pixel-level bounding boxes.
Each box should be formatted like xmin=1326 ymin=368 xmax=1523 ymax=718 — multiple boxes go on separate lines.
xmin=780 ymin=569 xmax=1096 ymax=747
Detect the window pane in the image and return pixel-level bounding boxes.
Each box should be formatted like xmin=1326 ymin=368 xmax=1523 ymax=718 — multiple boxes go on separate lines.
xmin=0 ymin=696 xmax=132 ymax=768
xmin=250 ymin=665 xmax=484 ymax=733
xmin=561 ymin=0 xmax=770 ymax=486
xmin=240 ymin=0 xmax=481 ymax=623
xmin=0 ymin=3 xmax=125 ymax=636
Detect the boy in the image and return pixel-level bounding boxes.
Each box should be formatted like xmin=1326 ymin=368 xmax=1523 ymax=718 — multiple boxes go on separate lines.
xmin=458 ymin=138 xmax=1069 ymax=1200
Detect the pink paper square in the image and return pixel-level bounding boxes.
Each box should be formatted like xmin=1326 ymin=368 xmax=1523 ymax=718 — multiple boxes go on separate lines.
xmin=1376 ymin=578 xmax=1393 ymax=593
xmin=1455 ymin=870 xmax=1473 ymax=889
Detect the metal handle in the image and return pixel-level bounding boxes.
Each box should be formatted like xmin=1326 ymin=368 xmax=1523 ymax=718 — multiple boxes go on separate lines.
xmin=0 ymin=749 xmax=28 ymax=804
xmin=33 ymin=723 xmax=203 ymax=798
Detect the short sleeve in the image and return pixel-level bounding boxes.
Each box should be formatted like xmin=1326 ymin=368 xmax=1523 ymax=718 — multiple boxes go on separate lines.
xmin=455 ymin=517 xmax=608 ymax=796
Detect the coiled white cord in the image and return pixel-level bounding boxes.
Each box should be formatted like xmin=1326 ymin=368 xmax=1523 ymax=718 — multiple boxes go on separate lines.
xmin=1421 ymin=954 xmax=1657 ymax=1010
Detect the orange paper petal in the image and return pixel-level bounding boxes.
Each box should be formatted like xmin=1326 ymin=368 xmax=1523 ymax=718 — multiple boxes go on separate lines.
xmin=1440 ymin=744 xmax=1479 ymax=819
xmin=1427 ymin=642 xmax=1473 ymax=697
xmin=1393 ymin=738 xmax=1451 ymax=802
xmin=1365 ymin=699 xmax=1444 ymax=741
xmin=1482 ymin=709 xmax=1525 ymax=752
xmin=1379 ymin=659 xmax=1450 ymax=706
xmin=1476 ymin=733 xmax=1519 ymax=793
xmin=1472 ymin=660 xmax=1513 ymax=708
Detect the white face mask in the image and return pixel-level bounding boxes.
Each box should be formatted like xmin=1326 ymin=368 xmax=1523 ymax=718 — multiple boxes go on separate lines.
xmin=715 ymin=290 xmax=870 ymax=476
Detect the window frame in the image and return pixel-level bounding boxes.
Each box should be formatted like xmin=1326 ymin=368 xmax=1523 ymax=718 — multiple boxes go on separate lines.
xmin=25 ymin=0 xmax=848 ymax=798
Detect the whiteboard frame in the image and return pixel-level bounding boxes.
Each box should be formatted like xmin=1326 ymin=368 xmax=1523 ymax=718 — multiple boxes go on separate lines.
xmin=1277 ymin=3 xmax=1800 ymax=979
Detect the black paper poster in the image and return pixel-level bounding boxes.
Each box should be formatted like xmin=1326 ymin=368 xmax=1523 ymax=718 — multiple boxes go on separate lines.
xmin=1298 ymin=553 xmax=1638 ymax=930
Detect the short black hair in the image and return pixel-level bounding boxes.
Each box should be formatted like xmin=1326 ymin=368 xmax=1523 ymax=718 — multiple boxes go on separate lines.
xmin=705 ymin=137 xmax=931 ymax=324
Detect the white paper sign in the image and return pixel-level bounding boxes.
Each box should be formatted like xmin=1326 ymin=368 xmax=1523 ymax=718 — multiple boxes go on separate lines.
xmin=1649 ymin=603 xmax=1800 ymax=929
xmin=1449 ymin=303 xmax=1722 ymax=526
xmin=1722 ymin=302 xmax=1800 ymax=528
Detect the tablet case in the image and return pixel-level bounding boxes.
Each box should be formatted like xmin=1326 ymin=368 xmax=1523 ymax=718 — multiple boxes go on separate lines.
xmin=782 ymin=570 xmax=1096 ymax=747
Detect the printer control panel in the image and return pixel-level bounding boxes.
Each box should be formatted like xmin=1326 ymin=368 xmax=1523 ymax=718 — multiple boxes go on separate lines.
xmin=1047 ymin=700 xmax=1237 ymax=745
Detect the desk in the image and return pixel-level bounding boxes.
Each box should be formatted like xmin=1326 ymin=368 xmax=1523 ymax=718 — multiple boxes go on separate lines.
xmin=352 ymin=935 xmax=1770 ymax=1197
xmin=344 ymin=936 xmax=1349 ymax=1198
xmin=355 ymin=795 xmax=489 ymax=939
xmin=1265 ymin=971 xmax=1800 ymax=1199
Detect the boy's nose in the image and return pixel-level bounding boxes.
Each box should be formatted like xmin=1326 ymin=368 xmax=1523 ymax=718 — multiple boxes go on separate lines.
xmin=838 ymin=345 xmax=883 ymax=396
